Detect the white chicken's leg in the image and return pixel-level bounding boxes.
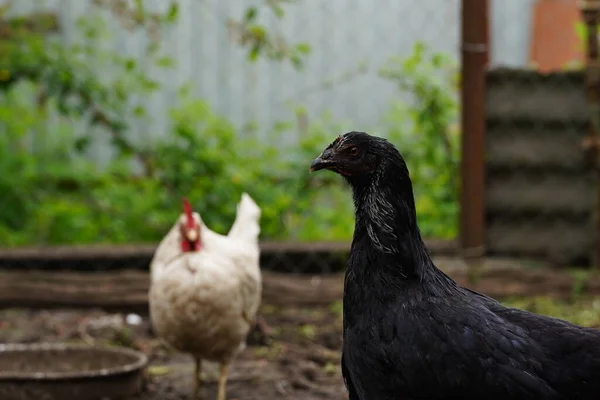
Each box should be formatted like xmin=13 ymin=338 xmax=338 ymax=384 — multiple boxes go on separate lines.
xmin=216 ymin=362 xmax=229 ymax=400
xmin=194 ymin=357 xmax=203 ymax=399
xmin=242 ymin=310 xmax=254 ymax=327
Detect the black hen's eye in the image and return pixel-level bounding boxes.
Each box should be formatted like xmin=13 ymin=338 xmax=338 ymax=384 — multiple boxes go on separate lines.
xmin=348 ymin=146 xmax=360 ymax=156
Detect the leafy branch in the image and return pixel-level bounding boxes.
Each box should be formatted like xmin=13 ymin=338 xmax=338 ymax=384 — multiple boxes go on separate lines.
xmin=91 ymin=0 xmax=311 ymax=67
xmin=228 ymin=1 xmax=311 ymax=69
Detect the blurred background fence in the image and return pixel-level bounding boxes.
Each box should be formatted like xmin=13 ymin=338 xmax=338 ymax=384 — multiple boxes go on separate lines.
xmin=0 ymin=0 xmax=598 ymax=275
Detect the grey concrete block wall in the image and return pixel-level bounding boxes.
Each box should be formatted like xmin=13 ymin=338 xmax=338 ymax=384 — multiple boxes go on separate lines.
xmin=486 ymin=69 xmax=594 ymax=266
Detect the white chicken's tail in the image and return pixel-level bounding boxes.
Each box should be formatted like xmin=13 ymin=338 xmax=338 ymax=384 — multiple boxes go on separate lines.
xmin=227 ymin=193 xmax=261 ymax=243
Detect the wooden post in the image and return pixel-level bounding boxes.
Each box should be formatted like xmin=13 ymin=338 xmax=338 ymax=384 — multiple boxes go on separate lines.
xmin=460 ymin=0 xmax=489 ymax=282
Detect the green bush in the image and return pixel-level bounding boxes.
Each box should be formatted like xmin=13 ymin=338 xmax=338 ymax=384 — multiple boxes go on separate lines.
xmin=380 ymin=42 xmax=460 ymax=238
xmin=0 ymin=9 xmax=459 ymax=246
xmin=0 ymin=82 xmax=355 ymax=245
xmin=147 ymin=93 xmax=355 ymax=240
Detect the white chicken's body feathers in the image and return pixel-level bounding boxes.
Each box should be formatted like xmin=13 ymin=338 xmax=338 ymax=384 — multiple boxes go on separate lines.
xmin=149 ymin=193 xmax=261 ymax=362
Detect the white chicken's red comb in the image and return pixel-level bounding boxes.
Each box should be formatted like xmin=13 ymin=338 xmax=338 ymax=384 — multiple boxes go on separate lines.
xmin=182 ymin=197 xmax=195 ymax=227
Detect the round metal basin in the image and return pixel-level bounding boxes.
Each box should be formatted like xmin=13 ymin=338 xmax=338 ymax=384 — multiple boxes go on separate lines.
xmin=0 ymin=343 xmax=148 ymax=400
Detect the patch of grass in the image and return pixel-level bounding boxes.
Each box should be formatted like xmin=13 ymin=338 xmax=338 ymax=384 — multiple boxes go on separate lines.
xmin=252 ymin=343 xmax=284 ymax=361
xmin=329 ymin=300 xmax=343 ymax=317
xmin=327 ymin=297 xmax=600 ymax=329
xmin=502 ymin=296 xmax=600 ymax=328
xmin=146 ymin=365 xmax=172 ymax=377
xmin=568 ymin=270 xmax=592 ymax=299
xmin=298 ymin=324 xmax=316 ymax=340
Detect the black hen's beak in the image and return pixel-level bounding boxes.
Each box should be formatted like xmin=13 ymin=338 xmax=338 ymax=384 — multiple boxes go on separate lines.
xmin=309 ymin=157 xmax=327 ymax=172
xmin=310 ymin=149 xmax=335 ymax=172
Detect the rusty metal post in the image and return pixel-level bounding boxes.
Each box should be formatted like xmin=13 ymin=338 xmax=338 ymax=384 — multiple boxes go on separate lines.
xmin=460 ymin=0 xmax=489 ymax=283
xmin=581 ymin=1 xmax=600 ymax=268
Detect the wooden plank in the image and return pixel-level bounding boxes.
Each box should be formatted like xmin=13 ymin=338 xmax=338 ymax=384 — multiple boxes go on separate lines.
xmin=0 ymin=244 xmax=158 ymax=260
xmin=0 ymin=239 xmax=457 ymax=261
xmin=1 ymin=261 xmax=600 ymax=312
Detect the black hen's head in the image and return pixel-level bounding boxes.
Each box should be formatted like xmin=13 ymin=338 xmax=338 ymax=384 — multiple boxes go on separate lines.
xmin=310 ymin=131 xmax=408 ymax=186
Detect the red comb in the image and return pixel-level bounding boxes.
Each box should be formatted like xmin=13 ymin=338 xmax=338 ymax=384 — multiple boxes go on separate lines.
xmin=180 ymin=197 xmax=202 ymax=252
xmin=182 ymin=197 xmax=195 ymax=228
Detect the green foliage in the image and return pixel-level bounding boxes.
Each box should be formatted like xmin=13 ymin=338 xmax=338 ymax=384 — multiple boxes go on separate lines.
xmin=0 ymin=89 xmax=351 ymax=245
xmin=148 ymin=98 xmax=355 ymax=240
xmin=0 ymin=4 xmax=458 ymax=247
xmin=90 ymin=0 xmax=311 ymax=67
xmin=575 ymin=20 xmax=587 ymax=44
xmin=276 ymin=109 xmax=355 ymax=240
xmin=379 ymin=42 xmax=460 ymax=238
xmin=0 ymin=5 xmax=166 ymax=163
xmin=234 ymin=0 xmax=311 ymax=68
xmin=567 ymin=20 xmax=589 ymax=69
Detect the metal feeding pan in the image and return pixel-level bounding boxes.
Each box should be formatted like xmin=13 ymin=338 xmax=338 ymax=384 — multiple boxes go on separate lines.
xmin=0 ymin=342 xmax=148 ymax=400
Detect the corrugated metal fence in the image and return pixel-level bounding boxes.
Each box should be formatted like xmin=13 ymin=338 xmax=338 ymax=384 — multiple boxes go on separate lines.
xmin=4 ymin=0 xmax=531 ymax=146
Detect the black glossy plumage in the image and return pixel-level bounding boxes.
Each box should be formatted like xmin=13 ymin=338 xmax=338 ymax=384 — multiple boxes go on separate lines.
xmin=311 ymin=131 xmax=600 ymax=400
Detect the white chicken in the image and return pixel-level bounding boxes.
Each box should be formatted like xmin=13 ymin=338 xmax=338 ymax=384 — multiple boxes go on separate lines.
xmin=149 ymin=193 xmax=262 ymax=400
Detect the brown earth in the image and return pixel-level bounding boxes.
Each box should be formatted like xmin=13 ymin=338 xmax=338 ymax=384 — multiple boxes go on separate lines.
xmin=1 ymin=256 xmax=598 ymax=399
xmin=0 ymin=303 xmax=347 ymax=400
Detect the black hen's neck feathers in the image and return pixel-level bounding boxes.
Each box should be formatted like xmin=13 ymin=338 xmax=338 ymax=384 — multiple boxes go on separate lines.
xmin=346 ymin=144 xmax=437 ymax=282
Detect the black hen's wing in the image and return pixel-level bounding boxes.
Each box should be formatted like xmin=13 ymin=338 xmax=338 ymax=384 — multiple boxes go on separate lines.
xmin=490 ymin=304 xmax=600 ymax=397
xmin=341 ymin=352 xmax=361 ymax=400
xmin=344 ymin=294 xmax=566 ymax=400
xmin=461 ymin=285 xmax=600 ymax=397
xmin=462 ymin=286 xmax=600 ymax=398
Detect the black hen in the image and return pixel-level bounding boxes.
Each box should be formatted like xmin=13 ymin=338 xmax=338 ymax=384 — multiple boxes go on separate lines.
xmin=310 ymin=131 xmax=600 ymax=400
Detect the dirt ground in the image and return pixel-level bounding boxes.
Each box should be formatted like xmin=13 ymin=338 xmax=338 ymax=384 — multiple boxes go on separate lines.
xmin=3 ymin=257 xmax=600 ymax=399
xmin=0 ymin=303 xmax=348 ymax=400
